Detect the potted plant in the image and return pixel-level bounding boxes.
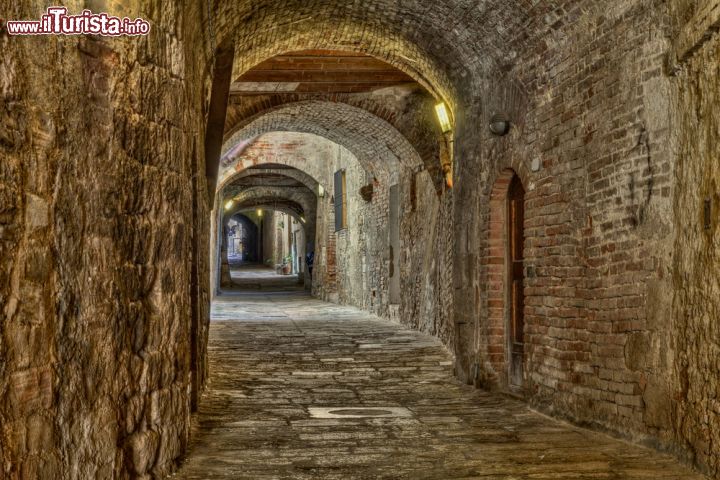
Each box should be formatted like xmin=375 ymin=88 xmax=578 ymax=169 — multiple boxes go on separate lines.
xmin=282 ymin=255 xmax=293 ymax=275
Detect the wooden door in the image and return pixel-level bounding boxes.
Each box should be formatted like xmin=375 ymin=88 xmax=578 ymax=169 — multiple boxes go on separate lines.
xmin=508 ymin=175 xmax=525 ymax=387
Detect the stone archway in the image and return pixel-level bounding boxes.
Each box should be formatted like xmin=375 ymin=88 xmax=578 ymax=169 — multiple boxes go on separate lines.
xmin=217 ymin=170 xmax=318 ymax=291
xmin=485 ymin=168 xmax=529 ymax=389
xmin=222 ymin=100 xmax=426 ymax=182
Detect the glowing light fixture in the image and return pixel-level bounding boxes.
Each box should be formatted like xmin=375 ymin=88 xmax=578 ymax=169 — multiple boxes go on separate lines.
xmin=435 ymin=102 xmax=454 ymax=189
xmin=257 ymin=209 xmax=263 ymax=217
xmin=318 ymin=185 xmax=325 ymax=197
xmin=435 ymin=102 xmax=452 ymax=134
xmin=224 ymin=200 xmax=234 ymax=210
xmin=300 ymin=216 xmax=306 ymax=224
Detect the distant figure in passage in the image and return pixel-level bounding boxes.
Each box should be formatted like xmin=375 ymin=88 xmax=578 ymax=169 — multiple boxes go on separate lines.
xmin=306 ymin=251 xmax=315 ymax=278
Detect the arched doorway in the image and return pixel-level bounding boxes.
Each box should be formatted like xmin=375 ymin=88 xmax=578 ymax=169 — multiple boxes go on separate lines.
xmin=487 ymin=170 xmax=526 ymax=389
xmin=227 ymin=213 xmax=260 ymax=263
xmin=507 ymin=175 xmax=525 ymax=388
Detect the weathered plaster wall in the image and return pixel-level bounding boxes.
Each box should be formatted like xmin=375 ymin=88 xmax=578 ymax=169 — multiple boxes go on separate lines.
xmin=1 ymin=1 xmax=210 ymax=477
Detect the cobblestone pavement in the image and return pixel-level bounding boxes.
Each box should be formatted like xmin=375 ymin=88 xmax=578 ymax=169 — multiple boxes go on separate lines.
xmin=173 ymin=294 xmax=705 ymax=479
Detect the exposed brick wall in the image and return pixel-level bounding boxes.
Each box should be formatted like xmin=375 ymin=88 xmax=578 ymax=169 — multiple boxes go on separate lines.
xmin=223 ymin=89 xmax=444 ymax=190
xmin=517 ymin=0 xmax=675 ymax=438
xmin=483 ymin=170 xmax=517 ymax=386
xmin=452 ymin=0 xmax=709 ymax=468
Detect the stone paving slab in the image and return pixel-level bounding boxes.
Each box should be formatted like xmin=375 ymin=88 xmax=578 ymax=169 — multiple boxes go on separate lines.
xmin=173 ymin=294 xmax=706 ymax=480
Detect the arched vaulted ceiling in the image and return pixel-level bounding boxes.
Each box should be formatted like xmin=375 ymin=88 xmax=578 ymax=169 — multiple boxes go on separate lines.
xmin=193 ymin=0 xmax=576 ymax=110
xmin=230 ymin=198 xmax=305 ymax=218
xmin=223 ymin=90 xmax=441 ymax=181
xmin=218 ymin=132 xmax=351 ymax=192
xmin=225 ymin=183 xmax=317 ymax=222
xmin=221 ymin=100 xmax=430 ymax=185
xmin=219 ymin=48 xmax=444 ymax=189
xmin=224 ymin=164 xmax=319 ymax=193
xmin=195 ymin=0 xmax=585 ymax=203
xmin=231 ymin=203 xmax=312 ymax=237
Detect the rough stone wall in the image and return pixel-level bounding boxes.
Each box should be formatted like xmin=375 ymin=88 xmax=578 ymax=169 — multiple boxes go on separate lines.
xmin=260 ymin=211 xmax=276 ymax=266
xmin=1 ymin=2 xmax=210 ymax=478
xmin=671 ymin=1 xmax=720 ymax=475
xmin=329 ymin=151 xmax=390 ymax=316
xmin=399 ymin=172 xmax=455 ymax=348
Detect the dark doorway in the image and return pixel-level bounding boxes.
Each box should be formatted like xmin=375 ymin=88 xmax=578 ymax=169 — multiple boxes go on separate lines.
xmin=389 ymin=184 xmax=401 ymax=305
xmin=508 ymin=175 xmax=525 ymax=387
xmin=228 ymin=213 xmax=260 ymax=265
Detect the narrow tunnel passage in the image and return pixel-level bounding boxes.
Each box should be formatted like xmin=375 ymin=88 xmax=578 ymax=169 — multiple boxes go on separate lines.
xmin=223 ymin=209 xmax=305 ymax=292
xmin=3 ymin=2 xmax=720 ymax=479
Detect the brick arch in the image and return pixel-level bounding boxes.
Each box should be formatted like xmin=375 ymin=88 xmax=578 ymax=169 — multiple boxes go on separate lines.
xmin=485 ymin=168 xmax=525 ymax=387
xmin=224 ymin=16 xmax=456 ymax=108
xmin=230 ymin=164 xmax=319 ymax=193
xmin=232 ymin=203 xmax=306 ymax=224
xmin=227 ymin=186 xmax=317 ymax=222
xmin=223 ymin=94 xmax=443 ymax=186
xmin=192 ymin=0 xmax=556 ymax=108
xmin=221 ymin=101 xmax=429 ymax=185
xmin=217 ymin=132 xmax=344 ymax=194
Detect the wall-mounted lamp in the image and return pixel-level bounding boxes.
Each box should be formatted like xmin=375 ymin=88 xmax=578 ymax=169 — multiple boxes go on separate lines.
xmin=318 ymin=184 xmax=325 ymax=197
xmin=257 ymin=209 xmax=263 ymax=217
xmin=435 ymin=102 xmax=452 ymax=134
xmin=224 ymin=200 xmax=234 ymax=210
xmin=489 ymin=114 xmax=510 ymax=136
xmin=435 ymin=102 xmax=454 ymax=189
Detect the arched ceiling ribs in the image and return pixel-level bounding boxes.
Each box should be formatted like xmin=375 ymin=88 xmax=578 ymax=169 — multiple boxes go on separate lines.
xmin=231 ymin=202 xmax=313 ymax=237
xmin=225 ymin=184 xmax=318 ymax=225
xmin=230 ymin=202 xmax=309 ymax=228
xmin=198 ymin=0 xmax=556 ymax=109
xmin=221 ymin=101 xmax=429 ymax=186
xmin=232 ymin=199 xmax=305 ymax=218
xmin=217 ymin=132 xmax=341 ymax=194
xmin=229 ymin=26 xmax=454 ymax=109
xmin=228 ymin=164 xmax=319 ymax=193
